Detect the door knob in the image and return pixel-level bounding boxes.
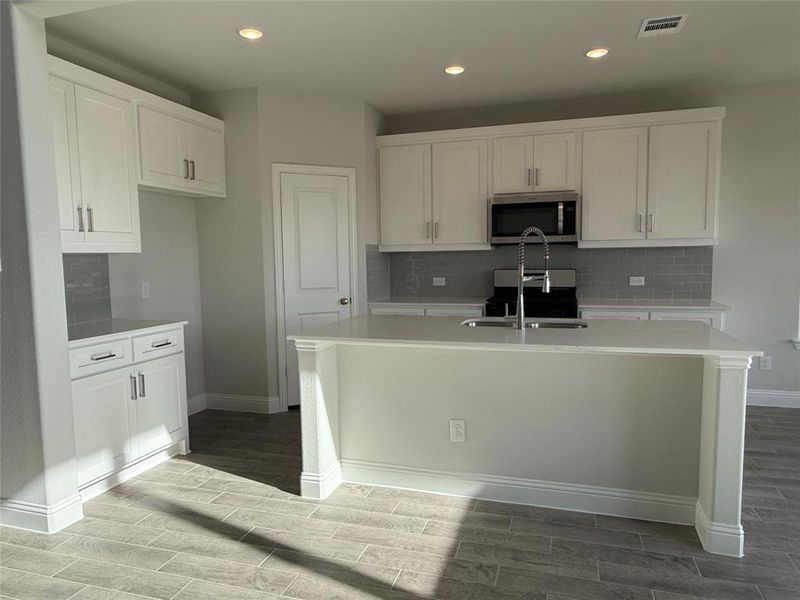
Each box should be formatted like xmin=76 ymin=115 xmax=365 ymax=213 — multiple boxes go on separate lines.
xmin=339 ymin=297 xmax=351 ymax=305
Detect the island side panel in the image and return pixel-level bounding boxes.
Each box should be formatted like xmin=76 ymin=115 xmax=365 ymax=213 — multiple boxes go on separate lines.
xmin=296 ymin=340 xmax=342 ymax=499
xmin=336 ymin=343 xmax=703 ymax=524
xmin=696 ymin=355 xmax=752 ymax=557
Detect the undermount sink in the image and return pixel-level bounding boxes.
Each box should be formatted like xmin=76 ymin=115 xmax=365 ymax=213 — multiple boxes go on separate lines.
xmin=462 ymin=317 xmax=588 ymax=329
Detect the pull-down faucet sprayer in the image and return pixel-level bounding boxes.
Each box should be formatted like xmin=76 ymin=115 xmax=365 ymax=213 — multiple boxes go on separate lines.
xmin=515 ymin=227 xmax=550 ymax=330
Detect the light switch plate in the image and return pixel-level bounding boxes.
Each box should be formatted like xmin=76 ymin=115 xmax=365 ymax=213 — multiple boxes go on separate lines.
xmin=140 ymin=282 xmax=150 ymax=299
xmin=432 ymin=277 xmax=446 ymax=287
xmin=629 ymin=276 xmax=645 ymax=287
xmin=759 ymin=356 xmax=772 ymax=371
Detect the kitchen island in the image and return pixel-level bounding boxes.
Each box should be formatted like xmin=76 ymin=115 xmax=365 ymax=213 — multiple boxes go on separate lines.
xmin=288 ymin=315 xmax=761 ymax=557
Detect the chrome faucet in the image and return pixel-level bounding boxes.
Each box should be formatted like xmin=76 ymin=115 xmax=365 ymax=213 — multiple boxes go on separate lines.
xmin=515 ymin=226 xmax=550 ymax=329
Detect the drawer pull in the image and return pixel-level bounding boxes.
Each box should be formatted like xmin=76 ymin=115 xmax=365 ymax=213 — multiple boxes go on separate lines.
xmin=90 ymin=352 xmax=117 ymax=361
xmin=152 ymin=340 xmax=172 ymax=349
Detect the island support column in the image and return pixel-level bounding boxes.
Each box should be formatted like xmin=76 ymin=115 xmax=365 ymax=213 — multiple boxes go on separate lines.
xmin=696 ymin=355 xmax=753 ymax=557
xmin=295 ymin=340 xmax=342 ymax=499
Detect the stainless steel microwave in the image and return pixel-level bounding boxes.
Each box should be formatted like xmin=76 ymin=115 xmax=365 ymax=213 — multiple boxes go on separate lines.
xmin=489 ymin=192 xmax=579 ymax=244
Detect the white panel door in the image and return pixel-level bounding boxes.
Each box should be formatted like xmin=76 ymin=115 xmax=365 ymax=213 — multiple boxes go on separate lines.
xmin=281 ymin=173 xmax=352 ymax=406
xmin=647 ymin=122 xmax=717 ymax=240
xmin=492 ymin=135 xmax=534 ymax=194
xmin=138 ymin=106 xmax=189 ymax=189
xmin=432 ymin=139 xmax=488 ymax=245
xmin=48 ymin=75 xmax=84 ymax=245
xmin=186 ymin=122 xmax=226 ymax=195
xmin=134 ymin=354 xmax=185 ymax=456
xmin=581 ymin=127 xmax=648 ymax=241
xmin=74 ymin=85 xmax=140 ymax=250
xmin=379 ymin=144 xmax=432 ymax=245
xmin=533 ymin=132 xmax=577 ymax=191
xmin=72 ymin=367 xmax=137 ymax=486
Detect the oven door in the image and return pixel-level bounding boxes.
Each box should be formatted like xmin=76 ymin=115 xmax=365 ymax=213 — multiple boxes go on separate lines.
xmin=490 ymin=197 xmax=577 ymax=243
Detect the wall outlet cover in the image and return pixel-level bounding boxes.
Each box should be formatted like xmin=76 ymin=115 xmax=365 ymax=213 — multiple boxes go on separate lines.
xmin=140 ymin=282 xmax=150 ymax=299
xmin=432 ymin=277 xmax=446 ymax=287
xmin=449 ymin=418 xmax=466 ymax=442
xmin=629 ymin=276 xmax=646 ymax=287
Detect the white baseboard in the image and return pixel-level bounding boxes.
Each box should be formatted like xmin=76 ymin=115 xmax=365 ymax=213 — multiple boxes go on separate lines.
xmin=695 ymin=501 xmax=743 ymax=557
xmin=78 ymin=440 xmax=188 ymax=503
xmin=747 ymin=389 xmax=800 ymax=409
xmin=339 ymin=459 xmax=696 ymax=525
xmin=200 ymin=393 xmax=283 ymax=414
xmin=301 ymin=462 xmax=343 ymax=500
xmin=187 ymin=393 xmax=207 ymax=415
xmin=0 ymin=493 xmax=83 ymax=533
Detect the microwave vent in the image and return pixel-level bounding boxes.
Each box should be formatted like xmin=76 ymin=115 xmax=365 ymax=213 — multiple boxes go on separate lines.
xmin=637 ymin=14 xmax=687 ymax=38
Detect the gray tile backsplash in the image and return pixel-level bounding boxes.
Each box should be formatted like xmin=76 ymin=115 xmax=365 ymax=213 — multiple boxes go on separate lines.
xmin=367 ymin=245 xmax=713 ymax=301
xmin=63 ymin=254 xmax=112 ymax=325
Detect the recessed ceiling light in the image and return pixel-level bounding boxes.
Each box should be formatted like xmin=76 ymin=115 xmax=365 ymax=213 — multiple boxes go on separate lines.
xmin=585 ymin=48 xmax=609 ymax=59
xmin=238 ymin=27 xmax=263 ymax=40
xmin=444 ymin=65 xmax=465 ymax=75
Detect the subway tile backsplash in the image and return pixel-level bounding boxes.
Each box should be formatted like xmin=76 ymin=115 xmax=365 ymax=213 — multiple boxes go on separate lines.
xmin=62 ymin=254 xmax=112 ymax=325
xmin=367 ymin=245 xmax=713 ymax=301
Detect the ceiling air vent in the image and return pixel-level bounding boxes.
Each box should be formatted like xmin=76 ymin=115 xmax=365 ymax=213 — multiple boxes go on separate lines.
xmin=637 ymin=14 xmax=688 ymax=38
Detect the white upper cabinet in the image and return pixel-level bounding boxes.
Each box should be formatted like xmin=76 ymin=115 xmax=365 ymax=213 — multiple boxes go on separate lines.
xmin=432 ymin=139 xmax=488 ymax=245
xmin=74 ymin=85 xmax=140 ymax=252
xmin=533 ymin=132 xmax=577 ymax=192
xmin=581 ymin=127 xmax=648 ymax=242
xmin=646 ymin=122 xmax=717 ymax=240
xmin=377 ymin=106 xmax=723 ymax=251
xmin=49 ymin=75 xmax=83 ymax=245
xmin=492 ymin=136 xmax=533 ymax=194
xmin=379 ymin=144 xmax=432 ymax=246
xmin=139 ymin=106 xmax=226 ymax=197
xmin=184 ymin=121 xmax=226 ymax=195
xmin=138 ymin=107 xmax=188 ymax=189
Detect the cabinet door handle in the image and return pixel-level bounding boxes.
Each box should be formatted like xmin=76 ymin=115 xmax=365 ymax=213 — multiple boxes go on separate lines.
xmin=527 ymin=168 xmax=531 ymax=186
xmin=138 ymin=373 xmax=146 ymax=398
xmin=434 ymin=222 xmax=439 ymax=238
xmin=183 ymin=159 xmax=190 ymax=179
xmin=636 ymin=214 xmax=643 ymax=232
xmin=189 ymin=160 xmax=196 ymax=181
xmin=425 ymin=221 xmax=431 ymax=239
xmin=77 ymin=207 xmax=85 ymax=232
xmin=534 ymin=167 xmax=540 ymax=186
xmin=130 ymin=375 xmax=137 ymax=400
xmin=86 ymin=206 xmax=94 ymax=232
xmin=647 ymin=214 xmax=655 ymax=232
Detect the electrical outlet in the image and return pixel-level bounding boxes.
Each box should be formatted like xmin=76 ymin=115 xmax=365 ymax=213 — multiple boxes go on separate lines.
xmin=629 ymin=276 xmax=645 ymax=287
xmin=449 ymin=419 xmax=466 ymax=442
xmin=432 ymin=277 xmax=446 ymax=287
xmin=140 ymin=282 xmax=150 ymax=299
xmin=759 ymin=356 xmax=772 ymax=371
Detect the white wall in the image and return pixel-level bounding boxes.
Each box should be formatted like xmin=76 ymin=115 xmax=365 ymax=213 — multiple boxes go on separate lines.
xmin=385 ymin=81 xmax=800 ymax=394
xmin=108 ymin=192 xmax=206 ymax=398
xmin=192 ymin=88 xmax=269 ymax=399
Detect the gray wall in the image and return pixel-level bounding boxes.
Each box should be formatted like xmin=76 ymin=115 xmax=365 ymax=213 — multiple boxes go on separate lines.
xmin=383 ymin=80 xmax=800 ymax=393
xmin=109 ymin=192 xmax=206 ymax=399
xmin=62 ymin=254 xmax=111 ymax=325
xmin=380 ymin=246 xmax=712 ymax=301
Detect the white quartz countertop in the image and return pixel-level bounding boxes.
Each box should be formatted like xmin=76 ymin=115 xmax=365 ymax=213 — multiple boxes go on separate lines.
xmin=68 ymin=319 xmax=187 ymax=344
xmin=579 ymin=298 xmax=731 ymax=310
xmin=289 ymin=315 xmax=760 ymax=359
xmin=368 ymin=297 xmax=486 ymax=307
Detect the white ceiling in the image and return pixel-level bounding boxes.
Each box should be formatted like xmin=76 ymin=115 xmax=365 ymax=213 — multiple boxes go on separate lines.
xmin=46 ymin=1 xmax=800 ymax=114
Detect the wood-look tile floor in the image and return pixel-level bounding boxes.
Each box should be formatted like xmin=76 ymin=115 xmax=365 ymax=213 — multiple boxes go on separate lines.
xmin=2 ymin=406 xmax=799 ymax=600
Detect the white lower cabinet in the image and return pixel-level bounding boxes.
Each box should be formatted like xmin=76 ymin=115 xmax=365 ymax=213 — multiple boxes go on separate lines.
xmin=369 ymin=305 xmax=484 ymax=317
xmin=69 ymin=327 xmax=188 ymax=489
xmin=580 ymin=308 xmax=725 ymax=329
xmin=71 ymin=367 xmax=138 ymax=486
xmin=580 ymin=309 xmax=650 ymax=321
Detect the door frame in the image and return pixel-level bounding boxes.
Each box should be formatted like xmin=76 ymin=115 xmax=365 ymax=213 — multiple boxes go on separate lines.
xmin=271 ymin=163 xmax=359 ymax=411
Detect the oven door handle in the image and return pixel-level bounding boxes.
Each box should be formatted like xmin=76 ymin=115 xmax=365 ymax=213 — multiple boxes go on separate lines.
xmin=557 ymin=202 xmax=564 ymax=235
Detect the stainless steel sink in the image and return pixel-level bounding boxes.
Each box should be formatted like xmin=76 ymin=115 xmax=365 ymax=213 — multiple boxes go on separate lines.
xmin=462 ymin=317 xmax=588 ymax=329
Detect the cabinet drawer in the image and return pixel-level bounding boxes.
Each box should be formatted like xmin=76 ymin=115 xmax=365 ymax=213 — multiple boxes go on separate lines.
xmin=69 ymin=338 xmax=132 ymax=379
xmin=425 ymin=307 xmax=484 ymax=317
xmin=133 ymin=329 xmax=183 ymax=362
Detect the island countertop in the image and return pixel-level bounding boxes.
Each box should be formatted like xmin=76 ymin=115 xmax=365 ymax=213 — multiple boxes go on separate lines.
xmin=289 ymin=315 xmax=761 ymax=359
